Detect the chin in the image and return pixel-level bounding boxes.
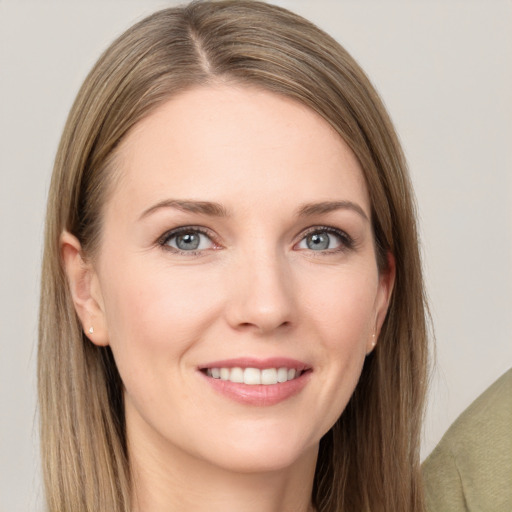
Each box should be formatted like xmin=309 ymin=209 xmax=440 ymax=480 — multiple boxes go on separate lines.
xmin=198 ymin=428 xmax=319 ymax=474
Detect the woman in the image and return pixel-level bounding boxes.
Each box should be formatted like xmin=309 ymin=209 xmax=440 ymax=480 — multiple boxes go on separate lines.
xmin=38 ymin=1 xmax=429 ymax=510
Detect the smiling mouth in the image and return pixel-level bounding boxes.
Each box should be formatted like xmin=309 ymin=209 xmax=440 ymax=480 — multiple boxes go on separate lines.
xmin=199 ymin=359 xmax=311 ymax=405
xmin=202 ymin=367 xmax=305 ymax=385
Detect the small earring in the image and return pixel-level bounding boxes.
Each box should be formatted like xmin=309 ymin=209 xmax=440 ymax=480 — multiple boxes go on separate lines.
xmin=88 ymin=326 xmax=94 ymax=334
xmin=371 ymin=333 xmax=376 ymax=348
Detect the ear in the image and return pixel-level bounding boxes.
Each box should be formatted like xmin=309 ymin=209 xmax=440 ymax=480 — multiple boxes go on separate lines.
xmin=367 ymin=251 xmax=396 ymax=354
xmin=60 ymin=230 xmax=109 ymax=346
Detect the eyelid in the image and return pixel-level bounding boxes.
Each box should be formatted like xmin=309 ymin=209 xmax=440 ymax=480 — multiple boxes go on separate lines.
xmin=295 ymin=225 xmax=354 ymax=251
xmin=157 ymin=225 xmax=220 ymax=254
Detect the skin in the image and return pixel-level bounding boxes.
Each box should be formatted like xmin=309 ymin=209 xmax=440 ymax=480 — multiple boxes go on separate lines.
xmin=62 ymin=85 xmax=395 ymax=512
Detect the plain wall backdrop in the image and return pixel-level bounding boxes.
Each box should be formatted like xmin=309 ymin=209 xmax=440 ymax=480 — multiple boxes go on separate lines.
xmin=1 ymin=1 xmax=511 ymax=510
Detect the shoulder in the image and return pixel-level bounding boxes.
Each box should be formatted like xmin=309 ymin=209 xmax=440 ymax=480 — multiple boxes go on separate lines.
xmin=422 ymin=368 xmax=512 ymax=512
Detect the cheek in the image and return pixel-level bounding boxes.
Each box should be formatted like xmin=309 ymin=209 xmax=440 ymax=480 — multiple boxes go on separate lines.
xmin=97 ymin=257 xmax=227 ymax=426
xmin=303 ymin=266 xmax=378 ymax=347
xmin=299 ymin=267 xmax=378 ymax=428
xmin=98 ymin=256 xmax=223 ymax=371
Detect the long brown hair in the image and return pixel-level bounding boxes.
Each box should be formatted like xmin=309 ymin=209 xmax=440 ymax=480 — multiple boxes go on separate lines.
xmin=39 ymin=1 xmax=429 ymax=510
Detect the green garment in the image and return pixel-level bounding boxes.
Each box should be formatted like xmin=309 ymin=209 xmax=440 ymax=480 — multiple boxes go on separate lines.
xmin=422 ymin=368 xmax=512 ymax=512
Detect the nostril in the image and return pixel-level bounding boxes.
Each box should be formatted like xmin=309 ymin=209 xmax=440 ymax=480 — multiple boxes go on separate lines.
xmin=236 ymin=319 xmax=291 ymax=333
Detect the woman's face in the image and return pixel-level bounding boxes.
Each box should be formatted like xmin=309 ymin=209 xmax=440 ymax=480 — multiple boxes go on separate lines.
xmin=84 ymin=85 xmax=393 ymax=473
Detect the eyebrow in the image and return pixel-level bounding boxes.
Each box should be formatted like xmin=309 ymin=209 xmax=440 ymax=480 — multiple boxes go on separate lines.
xmin=139 ymin=199 xmax=369 ymax=222
xmin=297 ymin=201 xmax=369 ymax=222
xmin=139 ymin=199 xmax=229 ymax=220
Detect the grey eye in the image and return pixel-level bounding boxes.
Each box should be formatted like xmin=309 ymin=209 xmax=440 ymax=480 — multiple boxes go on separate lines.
xmin=164 ymin=230 xmax=214 ymax=252
xmin=298 ymin=230 xmax=343 ymax=251
xmin=306 ymin=232 xmax=330 ymax=250
xmin=175 ymin=232 xmax=201 ymax=250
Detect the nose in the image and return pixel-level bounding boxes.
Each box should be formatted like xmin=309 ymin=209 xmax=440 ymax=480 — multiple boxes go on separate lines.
xmin=225 ymin=248 xmax=296 ymax=335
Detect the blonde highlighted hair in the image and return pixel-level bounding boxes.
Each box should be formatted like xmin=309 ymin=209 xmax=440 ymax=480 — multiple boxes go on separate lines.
xmin=39 ymin=1 xmax=429 ymax=510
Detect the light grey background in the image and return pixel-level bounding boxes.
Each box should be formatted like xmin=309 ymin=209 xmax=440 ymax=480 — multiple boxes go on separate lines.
xmin=1 ymin=1 xmax=511 ymax=510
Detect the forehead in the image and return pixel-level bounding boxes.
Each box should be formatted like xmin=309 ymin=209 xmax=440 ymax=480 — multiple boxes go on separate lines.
xmin=109 ymin=85 xmax=370 ymax=218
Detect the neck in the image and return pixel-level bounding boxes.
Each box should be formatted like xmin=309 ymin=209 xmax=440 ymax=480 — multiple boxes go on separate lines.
xmin=129 ymin=422 xmax=318 ymax=512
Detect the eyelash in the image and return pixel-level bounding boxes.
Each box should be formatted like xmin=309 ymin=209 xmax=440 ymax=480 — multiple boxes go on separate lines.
xmin=157 ymin=225 xmax=354 ymax=256
xmin=298 ymin=225 xmax=355 ymax=254
xmin=157 ymin=226 xmax=219 ymax=256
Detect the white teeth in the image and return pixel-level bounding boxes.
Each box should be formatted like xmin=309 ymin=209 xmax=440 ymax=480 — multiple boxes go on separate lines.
xmin=205 ymin=366 xmax=303 ymax=385
xmin=243 ymin=368 xmax=261 ymax=385
xmin=261 ymin=368 xmax=278 ymax=385
xmin=230 ymin=367 xmax=244 ymax=383
xmin=277 ymin=367 xmax=288 ymax=383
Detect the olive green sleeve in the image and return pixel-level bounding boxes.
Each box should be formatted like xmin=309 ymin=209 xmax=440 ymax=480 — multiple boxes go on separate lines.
xmin=423 ymin=445 xmax=467 ymax=512
xmin=422 ymin=368 xmax=512 ymax=512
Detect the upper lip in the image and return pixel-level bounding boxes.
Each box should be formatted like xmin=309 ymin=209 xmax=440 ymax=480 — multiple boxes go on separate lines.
xmin=198 ymin=357 xmax=310 ymax=372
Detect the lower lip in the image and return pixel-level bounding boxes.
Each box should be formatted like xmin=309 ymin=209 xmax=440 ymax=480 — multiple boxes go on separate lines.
xmin=199 ymin=371 xmax=311 ymax=406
